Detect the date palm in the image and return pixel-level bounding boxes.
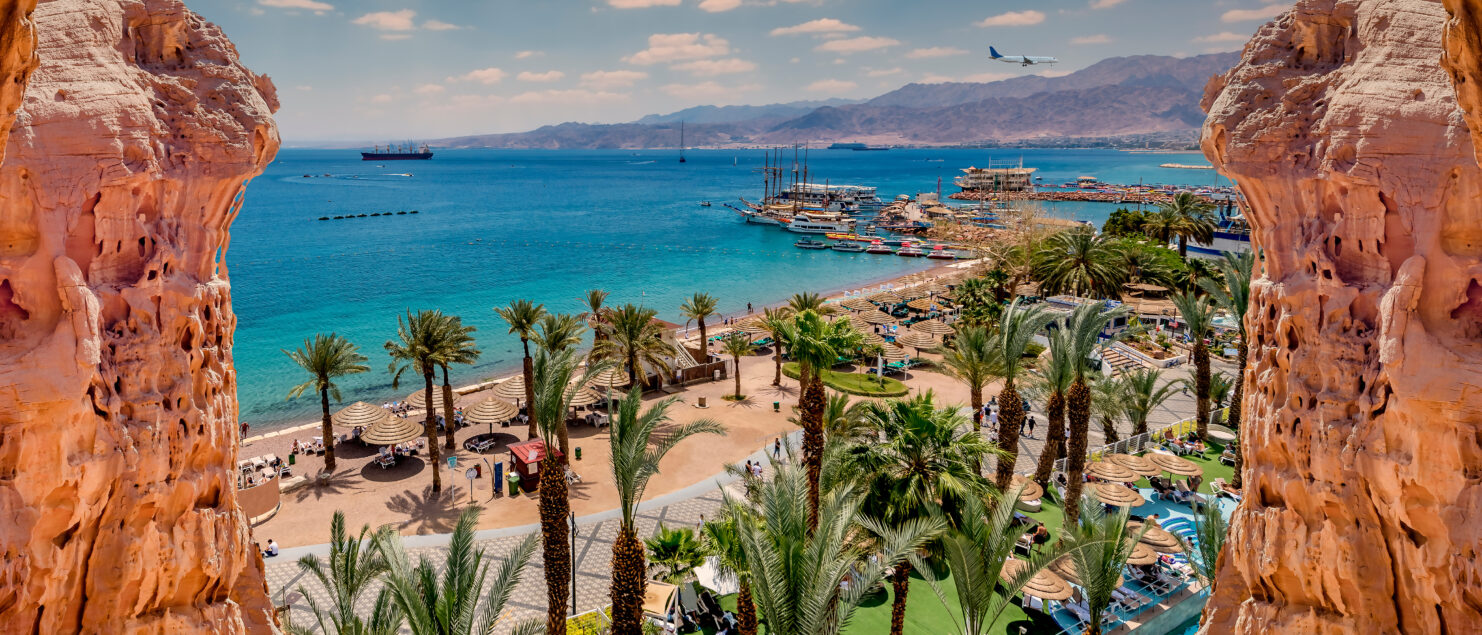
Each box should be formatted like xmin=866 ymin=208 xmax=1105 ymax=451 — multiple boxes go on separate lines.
xmin=1199 ymin=250 xmax=1254 ymax=486
xmin=608 ymin=388 xmax=723 ymax=632
xmin=381 ymin=506 xmax=540 ymax=635
xmin=432 ymin=315 xmax=479 ymax=451
xmin=702 ymin=515 xmax=757 ymax=635
xmin=287 ymin=511 xmax=401 ymax=635
xmin=721 ymin=332 xmax=756 ymax=399
xmin=284 ymin=333 xmax=368 ymax=473
xmin=988 ymin=299 xmax=1054 ymax=491
xmin=1030 ymin=328 xmax=1073 ymax=487
xmin=941 ymin=324 xmax=995 ymax=432
xmin=1091 ymin=373 xmax=1126 ymax=443
xmin=1059 ymin=498 xmax=1149 ymax=635
xmin=952 ymin=277 xmax=1002 ymax=329
xmin=1158 ymin=192 xmax=1218 ymax=258
xmin=579 ymin=288 xmax=610 ymax=344
xmin=787 ymin=291 xmax=834 ymax=314
xmin=1032 ymin=226 xmax=1129 ymax=299
xmin=821 ymin=393 xmax=870 ymax=441
xmin=680 ymin=292 xmax=719 ymax=362
xmin=532 ymin=313 xmax=586 ymax=354
xmin=778 ymin=309 xmax=862 ymax=529
xmin=646 ymin=524 xmax=708 ymax=584
xmin=1172 ymin=290 xmax=1216 ymax=439
xmin=386 ymin=310 xmax=449 ymax=494
xmin=1120 ymin=368 xmax=1178 ymax=437
xmin=1177 ymin=494 xmax=1230 ymax=593
xmin=593 ymin=303 xmax=678 ymax=391
xmin=496 ymin=299 xmax=547 ymax=439
xmin=761 ymin=306 xmax=792 ymax=386
xmin=1058 ymin=303 xmax=1127 ymax=525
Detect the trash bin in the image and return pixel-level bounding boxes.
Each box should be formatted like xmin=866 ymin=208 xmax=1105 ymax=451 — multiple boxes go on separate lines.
xmin=697 ymin=396 xmax=708 ymax=408
xmin=575 ymin=447 xmax=582 ymax=461
xmin=287 ymin=454 xmax=296 ymax=466
xmin=773 ymin=401 xmax=780 ymax=412
xmin=474 ymin=463 xmax=482 ymax=478
xmin=508 ymin=473 xmax=520 ymax=496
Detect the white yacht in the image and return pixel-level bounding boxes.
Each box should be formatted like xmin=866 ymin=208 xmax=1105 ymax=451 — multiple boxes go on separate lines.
xmin=785 ymin=215 xmax=856 ymax=234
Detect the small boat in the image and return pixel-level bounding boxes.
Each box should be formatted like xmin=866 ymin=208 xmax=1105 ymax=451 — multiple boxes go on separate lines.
xmin=794 ymin=239 xmax=830 ymax=250
xmin=865 ymin=240 xmax=894 ymax=255
xmin=926 ymin=245 xmax=957 ymax=260
xmin=699 ymin=201 xmax=712 ymax=207
xmin=897 ymin=242 xmax=925 ymax=257
xmin=831 ymin=241 xmax=865 ymax=253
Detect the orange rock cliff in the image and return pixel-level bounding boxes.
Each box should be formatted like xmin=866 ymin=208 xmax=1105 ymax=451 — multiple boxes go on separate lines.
xmin=0 ymin=0 xmax=280 ymax=631
xmin=1202 ymin=0 xmax=1482 ymax=632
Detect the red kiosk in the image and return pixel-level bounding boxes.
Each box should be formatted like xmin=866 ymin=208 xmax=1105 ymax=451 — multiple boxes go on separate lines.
xmin=508 ymin=439 xmax=564 ymax=493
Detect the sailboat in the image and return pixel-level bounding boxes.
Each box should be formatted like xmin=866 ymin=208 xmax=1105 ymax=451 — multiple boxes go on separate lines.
xmin=678 ymin=121 xmax=686 ymax=164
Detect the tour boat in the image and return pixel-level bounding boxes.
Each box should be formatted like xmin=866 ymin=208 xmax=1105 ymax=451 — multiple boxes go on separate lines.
xmin=896 ymin=242 xmax=925 ymax=257
xmin=831 ymin=241 xmax=866 ymax=253
xmin=794 ymin=238 xmax=830 ymax=250
xmin=865 ymin=240 xmax=895 ymax=255
xmin=785 ymin=214 xmax=856 ymax=234
xmin=926 ymin=245 xmax=958 ymax=260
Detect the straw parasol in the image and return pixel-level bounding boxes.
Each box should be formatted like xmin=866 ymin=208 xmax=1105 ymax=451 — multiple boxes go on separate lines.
xmin=564 ymin=386 xmax=602 ymax=408
xmin=868 ymin=291 xmax=903 ymax=305
xmin=910 ymin=320 xmax=954 ymax=336
xmin=897 ymin=287 xmax=928 ymax=301
xmin=1010 ymin=475 xmax=1044 ymax=502
xmin=491 ymin=376 xmax=528 ymax=401
xmin=360 ymin=417 xmax=424 ymax=446
xmin=1128 ymin=521 xmax=1183 ymax=553
xmin=1001 ymin=558 xmax=1073 ymax=601
xmin=1089 ymin=482 xmax=1147 ymax=508
xmin=1147 ymin=452 xmax=1204 ymax=477
xmin=894 ymin=331 xmax=936 ymax=350
xmin=462 ymin=398 xmax=518 ymax=427
xmin=1049 ymin=555 xmax=1124 ymax=588
xmin=876 ymin=345 xmax=910 ymax=362
xmin=859 ymin=332 xmax=886 ymax=347
xmin=1086 ymin=460 xmax=1139 ymax=482
xmin=736 ymin=320 xmax=773 ymax=336
xmin=1126 ymin=541 xmax=1160 ymax=566
xmin=332 ymin=401 xmax=390 ymax=429
xmin=841 ymin=297 xmax=876 ymax=311
xmin=405 ymin=389 xmax=456 ymax=412
xmin=924 ymin=283 xmax=950 ymax=295
xmin=588 ymin=366 xmax=630 ymax=390
xmin=1107 ymin=453 xmax=1161 ymax=477
xmin=905 ymin=297 xmax=937 ymax=311
xmin=858 ymin=310 xmax=896 ymax=325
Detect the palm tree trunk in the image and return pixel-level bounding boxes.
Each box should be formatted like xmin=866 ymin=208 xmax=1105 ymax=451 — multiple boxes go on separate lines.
xmin=733 ymin=355 xmax=743 ymax=398
xmin=994 ymin=380 xmax=1023 ymax=491
xmin=969 ymin=385 xmax=983 ymax=431
xmin=1194 ymin=342 xmax=1210 ymax=440
xmin=697 ymin=318 xmax=708 ymax=362
xmin=425 ymin=370 xmax=442 ymax=494
xmin=1032 ymin=391 xmax=1065 ymax=487
xmin=772 ymin=336 xmax=782 ymax=386
xmin=320 ymin=385 xmax=335 ymax=473
xmin=523 ymin=339 xmax=537 ymax=440
xmin=441 ymin=364 xmax=457 ymax=451
xmin=1063 ymin=378 xmax=1091 ymax=525
xmin=1100 ymin=415 xmax=1119 ymax=443
xmin=1178 ymin=234 xmax=1188 ymax=258
xmin=889 ymin=564 xmax=911 ymax=635
xmin=540 ymin=455 xmax=571 ymax=635
xmin=1231 ymin=340 xmax=1247 ymax=488
xmin=800 ymin=364 xmax=826 ymax=532
xmin=737 ymin=578 xmax=757 ymax=635
xmin=628 ymin=353 xmax=642 ymax=390
xmin=610 ymin=525 xmax=646 ymax=634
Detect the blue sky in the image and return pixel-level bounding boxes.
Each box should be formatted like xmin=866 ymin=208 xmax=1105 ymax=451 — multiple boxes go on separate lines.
xmin=189 ymin=0 xmax=1291 ymax=142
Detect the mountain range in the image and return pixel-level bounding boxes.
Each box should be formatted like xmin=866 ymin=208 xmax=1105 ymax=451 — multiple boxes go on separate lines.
xmin=437 ymin=52 xmax=1239 ymax=150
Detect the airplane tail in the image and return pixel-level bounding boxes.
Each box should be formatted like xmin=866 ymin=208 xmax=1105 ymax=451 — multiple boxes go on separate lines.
xmin=989 ymin=46 xmax=1002 ymax=59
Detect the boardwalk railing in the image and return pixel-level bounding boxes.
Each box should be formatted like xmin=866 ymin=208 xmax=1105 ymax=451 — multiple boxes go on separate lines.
xmin=1052 ymin=411 xmax=1222 ymax=474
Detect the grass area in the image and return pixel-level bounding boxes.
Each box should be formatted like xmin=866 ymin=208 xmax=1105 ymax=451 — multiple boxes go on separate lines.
xmin=846 ymin=568 xmax=1060 ymax=635
xmin=782 ymin=362 xmax=909 ymax=397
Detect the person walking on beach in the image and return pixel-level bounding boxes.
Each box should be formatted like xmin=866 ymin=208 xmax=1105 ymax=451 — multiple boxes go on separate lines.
xmin=240 ymin=421 xmax=249 ymax=439
xmin=1026 ymin=416 xmax=1037 ymax=438
xmin=747 ymin=303 xmax=753 ymax=314
xmin=773 ymin=437 xmax=781 ymax=459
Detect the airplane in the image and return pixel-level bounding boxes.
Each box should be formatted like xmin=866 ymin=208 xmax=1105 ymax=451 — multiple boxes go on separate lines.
xmin=989 ymin=46 xmax=1059 ymax=66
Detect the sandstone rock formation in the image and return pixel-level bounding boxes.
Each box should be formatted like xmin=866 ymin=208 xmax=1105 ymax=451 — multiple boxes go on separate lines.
xmin=0 ymin=0 xmax=280 ymax=631
xmin=0 ymin=0 xmax=37 ymax=156
xmin=1443 ymin=0 xmax=1482 ymax=159
xmin=1201 ymin=0 xmax=1482 ymax=632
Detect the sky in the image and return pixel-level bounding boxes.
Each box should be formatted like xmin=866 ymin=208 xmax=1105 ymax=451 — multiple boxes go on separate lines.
xmin=187 ymin=0 xmax=1292 ymax=143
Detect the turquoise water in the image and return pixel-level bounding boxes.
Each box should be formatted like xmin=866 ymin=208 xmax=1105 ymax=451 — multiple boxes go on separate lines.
xmin=231 ymin=148 xmax=1222 ymax=430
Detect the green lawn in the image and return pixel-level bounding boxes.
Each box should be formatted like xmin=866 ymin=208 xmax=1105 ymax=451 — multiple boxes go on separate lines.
xmin=782 ymin=362 xmax=909 ymax=397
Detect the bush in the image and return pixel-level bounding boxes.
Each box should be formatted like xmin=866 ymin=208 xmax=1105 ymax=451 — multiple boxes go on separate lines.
xmin=782 ymin=362 xmax=910 ymax=397
xmin=1023 ymin=342 xmax=1046 ymax=358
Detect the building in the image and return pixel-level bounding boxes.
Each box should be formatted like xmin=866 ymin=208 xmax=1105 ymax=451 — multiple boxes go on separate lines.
xmin=954 ymin=166 xmax=1037 ymax=193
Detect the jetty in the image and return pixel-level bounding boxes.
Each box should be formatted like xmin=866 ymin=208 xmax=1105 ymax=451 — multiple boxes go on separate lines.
xmin=1159 ymin=163 xmax=1215 ymax=170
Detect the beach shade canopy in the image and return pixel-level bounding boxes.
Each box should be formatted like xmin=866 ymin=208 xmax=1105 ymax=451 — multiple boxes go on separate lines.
xmin=905 ymin=297 xmax=937 ymax=311
xmin=859 ymin=310 xmax=896 ymax=325
xmin=360 ymin=416 xmax=425 ymax=446
xmin=491 ymin=376 xmax=528 ymax=401
xmin=859 ymin=332 xmax=886 ymax=348
xmin=841 ymin=297 xmax=876 ymax=311
xmin=894 ymin=331 xmax=936 ymax=350
xmin=1107 ymin=453 xmax=1162 ymax=477
xmin=1090 ymin=482 xmax=1147 ymax=508
xmin=1049 ymin=555 xmax=1124 ymax=588
xmin=463 ymin=398 xmax=518 ymax=426
xmin=587 ymin=366 xmax=630 ymax=390
xmin=910 ymin=320 xmax=955 ymax=336
xmin=1126 ymin=541 xmax=1160 ymax=566
xmin=924 ymin=283 xmax=951 ymax=295
xmin=564 ymin=385 xmax=603 ymax=408
xmin=642 ymin=581 xmax=679 ymax=619
xmin=332 ymin=401 xmax=390 ymax=429
xmin=1147 ymin=452 xmax=1204 ymax=477
xmin=877 ymin=344 xmax=911 ymax=362
xmin=736 ymin=320 xmax=773 ymax=335
xmin=897 ymin=287 xmax=928 ymax=301
xmin=1010 ymin=475 xmax=1044 ymax=502
xmin=1001 ymin=558 xmax=1073 ymax=601
xmin=1128 ymin=521 xmax=1184 ymax=553
xmin=868 ymin=291 xmax=903 ymax=305
xmin=1086 ymin=460 xmax=1139 ymax=482
xmin=406 ymin=389 xmax=456 ymax=412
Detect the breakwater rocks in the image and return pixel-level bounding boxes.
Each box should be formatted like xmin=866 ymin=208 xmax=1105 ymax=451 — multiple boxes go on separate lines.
xmin=947 ymin=189 xmax=1198 ymax=205
xmin=318 ymin=210 xmax=421 ymax=220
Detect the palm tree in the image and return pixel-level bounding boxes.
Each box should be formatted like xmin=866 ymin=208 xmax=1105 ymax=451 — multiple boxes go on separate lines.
xmin=1121 ymin=368 xmax=1178 ymax=437
xmin=287 ymin=511 xmax=400 ymax=635
xmin=1059 ymin=303 xmax=1127 ymax=525
xmin=593 ymin=303 xmax=678 ymax=391
xmin=941 ymin=324 xmax=995 ymax=431
xmin=787 ymin=291 xmax=833 ymax=314
xmin=529 ymin=347 xmax=601 ymax=634
xmin=1032 ymin=226 xmax=1129 ymax=299
xmin=646 ymin=524 xmax=708 ymax=584
xmin=721 ymin=332 xmax=756 ymax=399
xmin=702 ymin=515 xmax=757 ymax=635
xmin=1091 ymin=373 xmax=1126 ymax=443
xmin=1178 ymin=496 xmax=1230 ymax=592
xmin=431 ymin=315 xmax=479 ymax=451
xmin=579 ymin=288 xmax=610 ymax=344
xmin=1171 ymin=291 xmax=1216 ymax=439
xmin=761 ymin=306 xmax=792 ymax=386
xmin=532 ymin=313 xmax=586 ymax=354
xmin=926 ymin=490 xmax=1065 ymax=635
xmin=779 ymin=309 xmax=862 ymax=529
xmin=844 ymin=394 xmax=995 ymax=635
xmin=680 ymin=292 xmax=719 ymax=362
xmin=1030 ymin=327 xmax=1074 ymax=487
xmin=820 ymin=393 xmax=870 ymax=441
xmin=1158 ymin=192 xmax=1218 ymax=258
xmin=386 ymin=310 xmax=449 ymax=494
xmin=722 ymin=459 xmax=942 ymax=635
xmin=381 ymin=506 xmax=540 ymax=635
xmin=608 ymin=388 xmax=723 ymax=632
xmin=496 ymin=299 xmax=547 ymax=439
xmin=283 ymin=334 xmax=368 ymax=473
xmin=1059 ymin=498 xmax=1149 ymax=635
xmin=988 ymin=299 xmax=1054 ymax=491
xmin=1200 ymin=250 xmax=1254 ymax=486
xmin=952 ymin=277 xmax=1002 ymax=329
xmin=1139 ymin=208 xmax=1179 ymax=246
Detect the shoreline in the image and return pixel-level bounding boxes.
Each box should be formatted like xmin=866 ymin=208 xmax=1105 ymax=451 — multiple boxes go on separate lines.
xmin=241 ymin=258 xmax=971 ymax=442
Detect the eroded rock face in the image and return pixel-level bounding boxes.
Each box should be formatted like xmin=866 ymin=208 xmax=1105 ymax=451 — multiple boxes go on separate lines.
xmin=0 ymin=0 xmax=37 ymax=156
xmin=1201 ymin=0 xmax=1482 ymax=632
xmin=0 ymin=0 xmax=279 ymax=631
xmin=1443 ymin=0 xmax=1482 ymax=159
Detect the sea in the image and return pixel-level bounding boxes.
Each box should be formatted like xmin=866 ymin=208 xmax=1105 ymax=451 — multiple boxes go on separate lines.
xmin=231 ymin=147 xmax=1226 ymax=432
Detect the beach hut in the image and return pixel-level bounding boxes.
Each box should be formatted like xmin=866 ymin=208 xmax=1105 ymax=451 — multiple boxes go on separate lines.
xmin=332 ymin=401 xmax=390 ymax=429
xmin=508 ymin=439 xmax=563 ymax=493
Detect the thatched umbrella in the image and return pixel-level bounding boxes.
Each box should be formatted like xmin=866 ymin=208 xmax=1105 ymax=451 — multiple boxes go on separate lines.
xmin=406 ymin=388 xmax=456 ymax=412
xmin=841 ymin=297 xmax=876 ymax=311
xmin=564 ymin=386 xmax=602 ymax=408
xmin=463 ymin=398 xmax=518 ymax=433
xmin=1049 ymin=555 xmax=1125 ymax=588
xmin=332 ymin=401 xmax=390 ymax=429
xmin=1001 ymin=558 xmax=1073 ymax=601
xmin=858 ymin=311 xmax=896 ymax=325
xmin=1010 ymin=475 xmax=1044 ymax=502
xmin=878 ymin=345 xmax=910 ymax=361
xmin=1086 ymin=461 xmax=1139 ymax=482
xmin=859 ymin=332 xmax=886 ymax=347
xmin=894 ymin=331 xmax=935 ymax=350
xmin=923 ymin=283 xmax=950 ymax=295
xmin=868 ymin=291 xmax=903 ymax=305
xmin=491 ymin=376 xmax=528 ymax=403
xmin=588 ymin=366 xmax=630 ymax=390
xmin=1147 ymin=452 xmax=1204 ymax=477
xmin=1108 ymin=453 xmax=1162 ymax=477
xmin=1127 ymin=521 xmax=1184 ymax=553
xmin=910 ymin=320 xmax=954 ymax=336
xmin=1089 ymin=482 xmax=1147 ymax=508
xmin=1126 ymin=541 xmax=1160 ymax=566
xmin=905 ymin=297 xmax=938 ymax=311
xmin=361 ymin=417 xmax=424 ymax=446
xmin=897 ymin=287 xmax=928 ymax=301
xmin=736 ymin=320 xmax=773 ymax=336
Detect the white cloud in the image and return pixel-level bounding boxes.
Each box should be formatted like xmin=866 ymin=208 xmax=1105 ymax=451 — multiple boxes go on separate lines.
xmin=815 ymin=36 xmax=899 ymax=54
xmin=414 ymin=83 xmax=445 ymax=95
xmin=249 ymin=7 xmax=265 ymax=15
xmin=905 ymin=46 xmax=967 ymax=60
xmin=515 ymin=50 xmax=542 ymax=59
xmin=865 ymin=67 xmax=903 ymax=77
xmin=423 ymin=20 xmax=460 ymax=31
xmin=698 ymin=0 xmax=743 ymax=11
xmin=371 ymin=94 xmax=394 ymax=104
xmin=770 ymin=18 xmax=860 ymax=37
xmin=660 ymin=81 xmax=760 ymax=100
xmin=580 ymin=70 xmax=649 ymax=89
xmin=353 ymin=9 xmax=417 ymax=31
xmin=1194 ymin=31 xmax=1250 ymax=43
xmin=1089 ymin=0 xmax=1127 ymax=8
xmin=517 ymin=70 xmax=566 ymax=83
xmin=976 ymin=10 xmax=1045 ymax=27
xmin=670 ymin=58 xmax=757 ymax=76
xmin=1071 ymin=34 xmax=1112 ymax=45
xmin=789 ymin=57 xmax=801 ymax=63
xmin=807 ymin=79 xmax=857 ymax=93
xmin=258 ymin=0 xmax=333 ymax=12
xmin=380 ymin=34 xmax=412 ymax=41
xmin=508 ymin=89 xmax=629 ymax=104
xmin=1221 ymin=3 xmax=1285 ymax=22
xmin=624 ymin=33 xmax=730 ymax=65
xmin=448 ymin=67 xmax=507 ymax=84
xmin=606 ymin=0 xmax=681 ymax=7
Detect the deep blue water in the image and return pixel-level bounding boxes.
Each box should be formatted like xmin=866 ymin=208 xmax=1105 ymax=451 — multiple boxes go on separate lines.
xmin=230 ymin=148 xmax=1223 ymax=430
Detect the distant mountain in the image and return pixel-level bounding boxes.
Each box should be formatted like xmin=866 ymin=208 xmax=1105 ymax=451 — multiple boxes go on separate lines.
xmin=436 ymin=52 xmax=1239 ymax=149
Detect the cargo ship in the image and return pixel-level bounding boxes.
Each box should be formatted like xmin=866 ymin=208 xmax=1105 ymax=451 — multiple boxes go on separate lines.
xmin=361 ymin=143 xmax=433 ymax=161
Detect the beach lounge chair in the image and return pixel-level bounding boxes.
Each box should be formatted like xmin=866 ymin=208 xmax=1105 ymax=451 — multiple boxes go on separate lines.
xmin=1220 ymin=448 xmax=1237 ymax=465
xmin=1211 ymin=477 xmax=1241 ymax=500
